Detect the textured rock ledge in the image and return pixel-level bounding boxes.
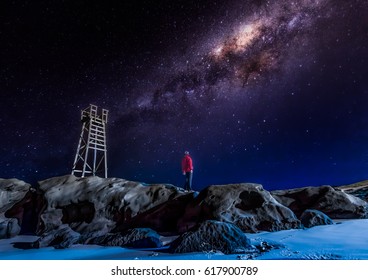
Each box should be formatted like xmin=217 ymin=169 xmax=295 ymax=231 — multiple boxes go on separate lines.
xmin=1 ymin=175 xmax=368 ymax=255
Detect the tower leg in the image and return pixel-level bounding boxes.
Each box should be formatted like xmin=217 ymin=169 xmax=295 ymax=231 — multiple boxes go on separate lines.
xmin=72 ymin=122 xmax=86 ymax=176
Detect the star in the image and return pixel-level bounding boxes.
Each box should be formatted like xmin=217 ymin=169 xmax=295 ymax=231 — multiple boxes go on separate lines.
xmin=0 ymin=0 xmax=367 ymax=190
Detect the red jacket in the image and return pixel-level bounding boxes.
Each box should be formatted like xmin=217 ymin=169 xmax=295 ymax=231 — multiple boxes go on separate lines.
xmin=181 ymin=154 xmax=193 ymax=173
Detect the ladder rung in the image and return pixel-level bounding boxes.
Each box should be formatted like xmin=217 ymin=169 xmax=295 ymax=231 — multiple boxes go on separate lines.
xmin=91 ymin=129 xmax=104 ymax=133
xmin=90 ymin=138 xmax=105 ymax=143
xmin=89 ymin=147 xmax=106 ymax=152
xmin=90 ymin=142 xmax=105 ymax=146
xmin=90 ymin=129 xmax=104 ymax=134
xmin=90 ymin=132 xmax=105 ymax=137
xmin=90 ymin=125 xmax=104 ymax=130
xmin=91 ymin=119 xmax=104 ymax=124
xmin=90 ymin=136 xmax=105 ymax=140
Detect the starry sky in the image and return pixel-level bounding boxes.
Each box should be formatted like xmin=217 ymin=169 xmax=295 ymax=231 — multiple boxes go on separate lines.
xmin=1 ymin=0 xmax=368 ymax=190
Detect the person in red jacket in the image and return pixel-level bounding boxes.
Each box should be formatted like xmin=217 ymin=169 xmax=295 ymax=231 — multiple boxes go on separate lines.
xmin=181 ymin=151 xmax=194 ymax=191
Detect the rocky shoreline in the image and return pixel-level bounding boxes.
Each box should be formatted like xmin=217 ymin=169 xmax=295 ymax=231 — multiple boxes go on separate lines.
xmin=1 ymin=175 xmax=367 ymax=255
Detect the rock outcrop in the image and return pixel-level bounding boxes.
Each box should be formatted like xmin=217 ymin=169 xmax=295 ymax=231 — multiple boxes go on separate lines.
xmin=112 ymin=191 xmax=195 ymax=235
xmin=34 ymin=224 xmax=81 ymax=249
xmin=300 ymin=209 xmax=334 ymax=228
xmin=170 ymin=220 xmax=253 ymax=254
xmin=36 ymin=175 xmax=188 ymax=240
xmin=177 ymin=184 xmax=301 ymax=233
xmin=0 ymin=218 xmax=21 ymax=239
xmin=335 ymin=181 xmax=368 ymax=202
xmin=0 ymin=178 xmax=31 ymax=238
xmin=4 ymin=174 xmax=368 ymax=251
xmin=87 ymin=228 xmax=163 ymax=248
xmin=271 ymin=185 xmax=368 ymax=219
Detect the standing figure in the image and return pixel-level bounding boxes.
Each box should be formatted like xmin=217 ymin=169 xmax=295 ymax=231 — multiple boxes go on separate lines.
xmin=181 ymin=151 xmax=194 ymax=191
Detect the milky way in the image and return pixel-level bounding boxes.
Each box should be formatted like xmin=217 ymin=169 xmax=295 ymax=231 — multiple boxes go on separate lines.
xmin=1 ymin=0 xmax=368 ymax=190
xmin=118 ymin=0 xmax=336 ymax=120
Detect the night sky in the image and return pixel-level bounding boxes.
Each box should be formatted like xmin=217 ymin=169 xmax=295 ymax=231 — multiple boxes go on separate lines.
xmin=1 ymin=0 xmax=368 ymax=191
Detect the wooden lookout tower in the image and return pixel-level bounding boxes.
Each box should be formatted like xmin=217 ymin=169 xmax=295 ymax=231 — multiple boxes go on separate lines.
xmin=71 ymin=104 xmax=108 ymax=178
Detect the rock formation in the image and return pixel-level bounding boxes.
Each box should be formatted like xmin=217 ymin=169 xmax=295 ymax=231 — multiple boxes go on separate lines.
xmin=335 ymin=180 xmax=368 ymax=202
xmin=300 ymin=209 xmax=334 ymax=228
xmin=177 ymin=183 xmax=301 ymax=233
xmin=36 ymin=175 xmax=188 ymax=240
xmin=0 ymin=178 xmax=31 ymax=238
xmin=271 ymin=185 xmax=368 ymax=219
xmin=87 ymin=228 xmax=163 ymax=248
xmin=3 ymin=174 xmax=368 ymax=251
xmin=170 ymin=220 xmax=253 ymax=254
xmin=35 ymin=224 xmax=81 ymax=249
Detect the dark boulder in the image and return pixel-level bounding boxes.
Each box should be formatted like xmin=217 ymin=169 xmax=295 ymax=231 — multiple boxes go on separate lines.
xmin=170 ymin=220 xmax=254 ymax=254
xmin=87 ymin=228 xmax=163 ymax=248
xmin=300 ymin=209 xmax=334 ymax=228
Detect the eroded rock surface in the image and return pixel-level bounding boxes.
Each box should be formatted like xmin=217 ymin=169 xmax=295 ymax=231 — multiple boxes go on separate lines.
xmin=0 ymin=178 xmax=31 ymax=238
xmin=177 ymin=184 xmax=301 ymax=233
xmin=300 ymin=209 xmax=334 ymax=228
xmin=5 ymin=175 xmax=368 ymax=251
xmin=170 ymin=220 xmax=253 ymax=254
xmin=35 ymin=224 xmax=81 ymax=249
xmin=336 ymin=181 xmax=368 ymax=202
xmin=271 ymin=186 xmax=368 ymax=219
xmin=35 ymin=175 xmax=189 ymax=242
xmin=88 ymin=228 xmax=163 ymax=248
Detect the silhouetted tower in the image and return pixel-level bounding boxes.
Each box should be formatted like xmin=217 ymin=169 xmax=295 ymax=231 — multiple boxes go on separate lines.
xmin=72 ymin=104 xmax=109 ymax=178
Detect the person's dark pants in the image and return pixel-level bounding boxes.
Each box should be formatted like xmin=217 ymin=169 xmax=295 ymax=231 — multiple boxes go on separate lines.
xmin=184 ymin=172 xmax=193 ymax=191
